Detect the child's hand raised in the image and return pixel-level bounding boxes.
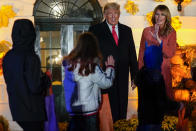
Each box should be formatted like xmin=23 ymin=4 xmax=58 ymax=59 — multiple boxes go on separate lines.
xmin=105 ymin=55 xmax=115 ymax=67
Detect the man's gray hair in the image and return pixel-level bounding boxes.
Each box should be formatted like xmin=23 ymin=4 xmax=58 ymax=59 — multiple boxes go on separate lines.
xmin=103 ymin=2 xmax=120 ymax=14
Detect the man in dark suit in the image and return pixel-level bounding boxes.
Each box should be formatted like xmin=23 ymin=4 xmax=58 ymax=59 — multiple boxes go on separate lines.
xmin=2 ymin=19 xmax=46 ymax=131
xmin=89 ymin=2 xmax=138 ymax=123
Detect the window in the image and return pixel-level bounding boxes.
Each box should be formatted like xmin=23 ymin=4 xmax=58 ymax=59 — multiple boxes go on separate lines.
xmin=33 ymin=0 xmax=102 ymax=82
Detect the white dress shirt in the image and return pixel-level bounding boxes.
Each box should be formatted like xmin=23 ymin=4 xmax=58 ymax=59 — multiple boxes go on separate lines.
xmin=106 ymin=21 xmax=119 ymax=38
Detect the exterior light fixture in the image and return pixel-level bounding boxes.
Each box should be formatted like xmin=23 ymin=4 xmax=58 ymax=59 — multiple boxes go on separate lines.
xmin=175 ymin=0 xmax=184 ymax=11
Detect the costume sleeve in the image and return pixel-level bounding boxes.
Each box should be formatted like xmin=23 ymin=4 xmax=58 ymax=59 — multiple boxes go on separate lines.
xmin=138 ymin=29 xmax=146 ymax=70
xmin=162 ymin=30 xmax=177 ymax=58
xmin=129 ymin=28 xmax=139 ymax=82
xmin=24 ymin=55 xmax=42 ymax=94
xmin=91 ymin=65 xmax=115 ymax=89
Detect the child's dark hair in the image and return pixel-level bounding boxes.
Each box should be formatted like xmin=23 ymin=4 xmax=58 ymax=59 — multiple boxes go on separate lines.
xmin=64 ymin=32 xmax=102 ymax=76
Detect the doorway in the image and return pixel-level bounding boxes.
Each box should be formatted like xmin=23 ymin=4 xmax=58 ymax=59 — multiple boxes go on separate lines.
xmin=33 ymin=0 xmax=103 ymax=122
xmin=33 ymin=0 xmax=103 ymax=79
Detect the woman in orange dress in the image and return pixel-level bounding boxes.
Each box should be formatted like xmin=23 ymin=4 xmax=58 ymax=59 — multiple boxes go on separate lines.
xmin=138 ymin=5 xmax=177 ymax=100
xmin=137 ymin=5 xmax=183 ymax=130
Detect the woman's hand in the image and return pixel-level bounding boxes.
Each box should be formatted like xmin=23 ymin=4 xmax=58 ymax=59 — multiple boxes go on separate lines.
xmin=105 ymin=55 xmax=115 ymax=67
xmin=149 ymin=24 xmax=162 ymax=44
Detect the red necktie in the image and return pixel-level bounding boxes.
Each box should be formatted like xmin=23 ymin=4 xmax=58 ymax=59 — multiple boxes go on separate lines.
xmin=112 ymin=25 xmax=118 ymax=46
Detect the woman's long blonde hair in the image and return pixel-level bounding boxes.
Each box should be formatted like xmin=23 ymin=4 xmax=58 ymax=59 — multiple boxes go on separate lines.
xmin=151 ymin=5 xmax=173 ymax=36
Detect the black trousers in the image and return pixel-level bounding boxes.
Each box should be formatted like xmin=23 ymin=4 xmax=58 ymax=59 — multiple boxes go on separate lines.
xmin=67 ymin=114 xmax=99 ymax=131
xmin=17 ymin=121 xmax=44 ymax=131
xmin=107 ymin=80 xmax=128 ymax=123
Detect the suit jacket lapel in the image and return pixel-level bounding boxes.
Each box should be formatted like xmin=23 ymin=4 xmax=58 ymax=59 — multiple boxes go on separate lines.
xmin=118 ymin=23 xmax=123 ymax=46
xmin=102 ymin=20 xmax=118 ymax=47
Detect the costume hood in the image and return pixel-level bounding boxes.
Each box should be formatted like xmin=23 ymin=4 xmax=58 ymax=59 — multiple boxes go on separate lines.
xmin=11 ymin=19 xmax=36 ymax=51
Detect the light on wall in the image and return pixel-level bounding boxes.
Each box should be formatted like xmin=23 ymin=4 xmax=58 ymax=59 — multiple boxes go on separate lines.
xmin=175 ymin=0 xmax=184 ymax=11
xmin=174 ymin=0 xmax=192 ymax=12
